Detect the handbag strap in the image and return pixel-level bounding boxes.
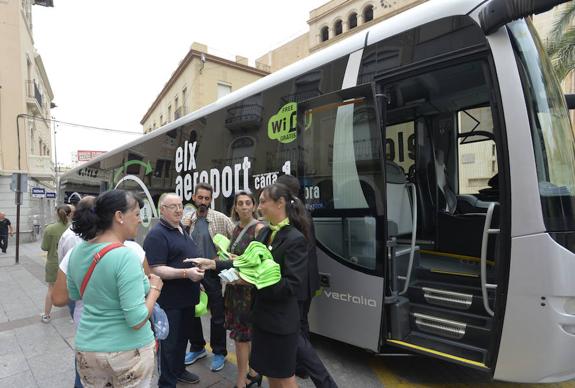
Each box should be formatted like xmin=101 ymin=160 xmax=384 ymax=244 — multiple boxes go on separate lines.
xmin=230 ymin=219 xmax=259 ymax=253
xmin=80 ymin=242 xmax=124 ymax=297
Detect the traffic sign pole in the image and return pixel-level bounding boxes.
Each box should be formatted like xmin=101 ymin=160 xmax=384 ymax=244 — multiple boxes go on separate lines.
xmin=15 ymin=173 xmax=21 ymax=265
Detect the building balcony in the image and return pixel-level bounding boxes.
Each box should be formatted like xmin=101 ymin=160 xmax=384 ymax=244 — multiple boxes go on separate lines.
xmin=225 ymin=103 xmax=263 ymax=131
xmin=28 ymin=154 xmax=54 ymax=179
xmin=26 ymin=80 xmax=44 ymax=115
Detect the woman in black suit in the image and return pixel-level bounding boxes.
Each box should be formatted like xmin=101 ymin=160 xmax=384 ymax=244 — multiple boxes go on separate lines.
xmin=249 ymin=182 xmax=311 ymax=388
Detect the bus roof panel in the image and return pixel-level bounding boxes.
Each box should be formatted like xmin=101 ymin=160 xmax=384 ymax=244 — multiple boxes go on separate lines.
xmin=366 ymin=0 xmax=487 ymax=46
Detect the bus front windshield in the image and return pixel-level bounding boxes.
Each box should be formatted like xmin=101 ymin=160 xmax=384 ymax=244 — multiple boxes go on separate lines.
xmin=509 ymin=19 xmax=575 ymax=231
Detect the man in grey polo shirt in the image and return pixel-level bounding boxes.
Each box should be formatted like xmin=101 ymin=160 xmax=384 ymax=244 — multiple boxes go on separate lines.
xmin=184 ymin=183 xmax=234 ymax=372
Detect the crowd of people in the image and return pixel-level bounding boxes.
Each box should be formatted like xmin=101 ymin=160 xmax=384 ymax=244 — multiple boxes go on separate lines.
xmin=45 ymin=178 xmax=337 ymax=388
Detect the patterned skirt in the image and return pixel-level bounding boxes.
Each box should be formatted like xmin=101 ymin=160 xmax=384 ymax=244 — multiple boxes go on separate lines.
xmin=224 ymin=283 xmax=254 ymax=342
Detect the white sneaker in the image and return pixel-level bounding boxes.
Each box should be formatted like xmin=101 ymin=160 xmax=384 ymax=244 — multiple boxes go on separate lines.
xmin=41 ymin=314 xmax=51 ymax=323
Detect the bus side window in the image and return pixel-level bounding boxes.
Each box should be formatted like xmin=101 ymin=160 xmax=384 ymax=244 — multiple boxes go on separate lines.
xmin=301 ymin=93 xmax=384 ymax=270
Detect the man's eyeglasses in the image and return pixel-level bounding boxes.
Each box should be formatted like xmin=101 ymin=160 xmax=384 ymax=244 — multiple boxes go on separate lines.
xmin=162 ymin=204 xmax=183 ymax=211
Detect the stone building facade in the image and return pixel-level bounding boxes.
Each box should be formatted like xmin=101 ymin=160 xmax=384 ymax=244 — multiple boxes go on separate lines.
xmin=140 ymin=42 xmax=269 ymax=134
xmin=0 ymin=0 xmax=57 ymax=242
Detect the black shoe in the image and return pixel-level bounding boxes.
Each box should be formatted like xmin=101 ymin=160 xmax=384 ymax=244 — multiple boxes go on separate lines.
xmin=177 ymin=370 xmax=200 ymax=384
xmin=246 ymin=372 xmax=262 ymax=387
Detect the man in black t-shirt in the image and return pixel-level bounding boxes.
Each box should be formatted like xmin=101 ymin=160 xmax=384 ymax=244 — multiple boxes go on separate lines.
xmin=143 ymin=193 xmax=205 ymax=388
xmin=0 ymin=212 xmax=14 ymax=254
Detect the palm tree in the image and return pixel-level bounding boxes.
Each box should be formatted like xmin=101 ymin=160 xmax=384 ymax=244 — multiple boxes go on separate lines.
xmin=546 ymin=1 xmax=575 ymax=81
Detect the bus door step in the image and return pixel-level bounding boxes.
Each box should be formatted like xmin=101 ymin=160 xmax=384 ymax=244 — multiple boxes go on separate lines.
xmin=388 ymin=331 xmax=489 ymax=370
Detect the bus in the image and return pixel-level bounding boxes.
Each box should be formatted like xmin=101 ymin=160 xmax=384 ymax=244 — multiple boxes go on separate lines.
xmin=59 ymin=0 xmax=575 ymax=382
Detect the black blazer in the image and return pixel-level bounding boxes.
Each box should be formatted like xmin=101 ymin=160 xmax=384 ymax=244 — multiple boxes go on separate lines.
xmin=251 ymin=224 xmax=308 ymax=335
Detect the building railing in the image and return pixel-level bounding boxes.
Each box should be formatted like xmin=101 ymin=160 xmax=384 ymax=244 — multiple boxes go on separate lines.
xmin=26 ymin=80 xmax=43 ymax=107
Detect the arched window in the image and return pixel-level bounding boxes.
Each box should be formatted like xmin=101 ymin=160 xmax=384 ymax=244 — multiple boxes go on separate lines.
xmin=334 ymin=20 xmax=343 ymax=36
xmin=363 ymin=5 xmax=374 ymax=23
xmin=348 ymin=12 xmax=358 ymax=29
xmin=320 ymin=26 xmax=329 ymax=42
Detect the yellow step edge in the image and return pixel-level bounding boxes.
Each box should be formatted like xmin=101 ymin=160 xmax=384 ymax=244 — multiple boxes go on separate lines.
xmin=387 ymin=339 xmax=489 ymax=369
xmin=420 ymin=249 xmax=495 ymax=266
xmin=430 ymin=269 xmax=479 ymax=278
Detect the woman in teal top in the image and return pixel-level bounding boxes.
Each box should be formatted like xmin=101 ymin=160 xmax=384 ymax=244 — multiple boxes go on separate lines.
xmin=67 ymin=190 xmax=163 ymax=387
xmin=41 ymin=204 xmax=71 ymax=323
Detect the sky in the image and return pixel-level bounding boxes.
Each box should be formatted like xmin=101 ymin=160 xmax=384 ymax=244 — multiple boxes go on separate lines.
xmin=32 ymin=0 xmax=327 ymax=165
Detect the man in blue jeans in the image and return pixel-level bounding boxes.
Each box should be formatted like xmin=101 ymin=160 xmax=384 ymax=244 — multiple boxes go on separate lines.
xmin=183 ymin=183 xmax=234 ymax=372
xmin=145 ymin=193 xmax=205 ymax=387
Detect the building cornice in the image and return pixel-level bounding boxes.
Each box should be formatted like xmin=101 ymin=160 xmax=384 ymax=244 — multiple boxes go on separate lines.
xmin=140 ymin=49 xmax=269 ymax=125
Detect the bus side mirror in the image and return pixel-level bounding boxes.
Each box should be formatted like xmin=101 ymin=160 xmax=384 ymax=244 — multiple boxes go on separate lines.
xmin=565 ymin=94 xmax=575 ymax=110
xmin=479 ymin=0 xmax=570 ymax=35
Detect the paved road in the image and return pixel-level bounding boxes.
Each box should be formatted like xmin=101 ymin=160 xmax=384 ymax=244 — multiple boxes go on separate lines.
xmin=1 ymin=239 xmax=574 ymax=387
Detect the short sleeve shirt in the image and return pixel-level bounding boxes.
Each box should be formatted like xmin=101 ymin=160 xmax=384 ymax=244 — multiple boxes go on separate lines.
xmin=0 ymin=219 xmax=11 ymax=236
xmin=61 ymin=241 xmax=147 ymax=327
xmin=143 ymin=218 xmax=201 ymax=309
xmin=58 ymin=226 xmax=82 ymax=261
xmin=66 ymin=241 xmax=153 ymax=352
xmin=191 ymin=217 xmax=217 ymax=259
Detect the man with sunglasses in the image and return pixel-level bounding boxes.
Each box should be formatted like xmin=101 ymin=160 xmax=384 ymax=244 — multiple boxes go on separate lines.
xmin=143 ymin=193 xmax=205 ymax=387
xmin=184 ymin=183 xmax=235 ymax=372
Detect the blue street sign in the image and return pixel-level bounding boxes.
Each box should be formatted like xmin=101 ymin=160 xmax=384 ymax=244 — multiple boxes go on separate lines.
xmin=31 ymin=187 xmax=46 ymax=198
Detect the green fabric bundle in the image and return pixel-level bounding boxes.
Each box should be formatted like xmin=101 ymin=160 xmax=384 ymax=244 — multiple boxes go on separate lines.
xmin=195 ymin=291 xmax=208 ymax=317
xmin=213 ymin=234 xmax=231 ymax=260
xmin=233 ymin=241 xmax=281 ymax=289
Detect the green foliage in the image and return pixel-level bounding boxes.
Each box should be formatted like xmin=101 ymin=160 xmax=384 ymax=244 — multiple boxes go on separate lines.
xmin=546 ymin=2 xmax=575 ymax=81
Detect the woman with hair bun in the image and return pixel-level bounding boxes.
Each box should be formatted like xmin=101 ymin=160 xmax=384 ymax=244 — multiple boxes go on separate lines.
xmin=41 ymin=204 xmax=72 ymax=323
xmin=248 ymin=183 xmax=310 ymax=388
xmin=191 ymin=190 xmax=265 ymax=388
xmin=67 ymin=189 xmax=162 ymax=387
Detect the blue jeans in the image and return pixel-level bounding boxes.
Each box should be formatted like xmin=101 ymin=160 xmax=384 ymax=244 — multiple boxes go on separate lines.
xmin=68 ymin=299 xmax=76 ymax=319
xmin=74 ymin=357 xmax=83 ymax=388
xmin=188 ymin=273 xmax=227 ymax=356
xmin=159 ymin=306 xmax=196 ymax=388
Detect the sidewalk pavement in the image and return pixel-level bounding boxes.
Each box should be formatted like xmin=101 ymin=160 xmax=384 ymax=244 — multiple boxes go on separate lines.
xmin=0 ymin=239 xmax=288 ymax=388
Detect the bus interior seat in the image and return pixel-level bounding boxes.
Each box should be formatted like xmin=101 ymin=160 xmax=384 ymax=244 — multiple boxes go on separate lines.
xmin=477 ymin=172 xmax=500 ymax=202
xmin=457 ymin=173 xmax=500 ymax=213
xmin=386 ymin=161 xmax=413 ymax=237
xmin=457 ymin=194 xmax=493 ymax=213
xmin=434 ymin=149 xmax=457 ymax=215
xmin=432 ymin=141 xmax=500 ymax=258
xmin=437 ymin=175 xmax=499 ymax=259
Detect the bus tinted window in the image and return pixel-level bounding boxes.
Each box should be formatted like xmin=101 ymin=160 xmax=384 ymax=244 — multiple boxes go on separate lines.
xmin=301 ymin=94 xmax=383 ymax=270
xmin=301 ymin=98 xmax=383 ymax=211
xmin=509 ymin=20 xmax=575 ymax=231
xmin=359 ymin=16 xmax=486 ymax=84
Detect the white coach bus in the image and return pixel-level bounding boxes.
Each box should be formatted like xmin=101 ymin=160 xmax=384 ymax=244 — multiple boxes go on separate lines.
xmin=60 ymin=0 xmax=575 ymax=382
